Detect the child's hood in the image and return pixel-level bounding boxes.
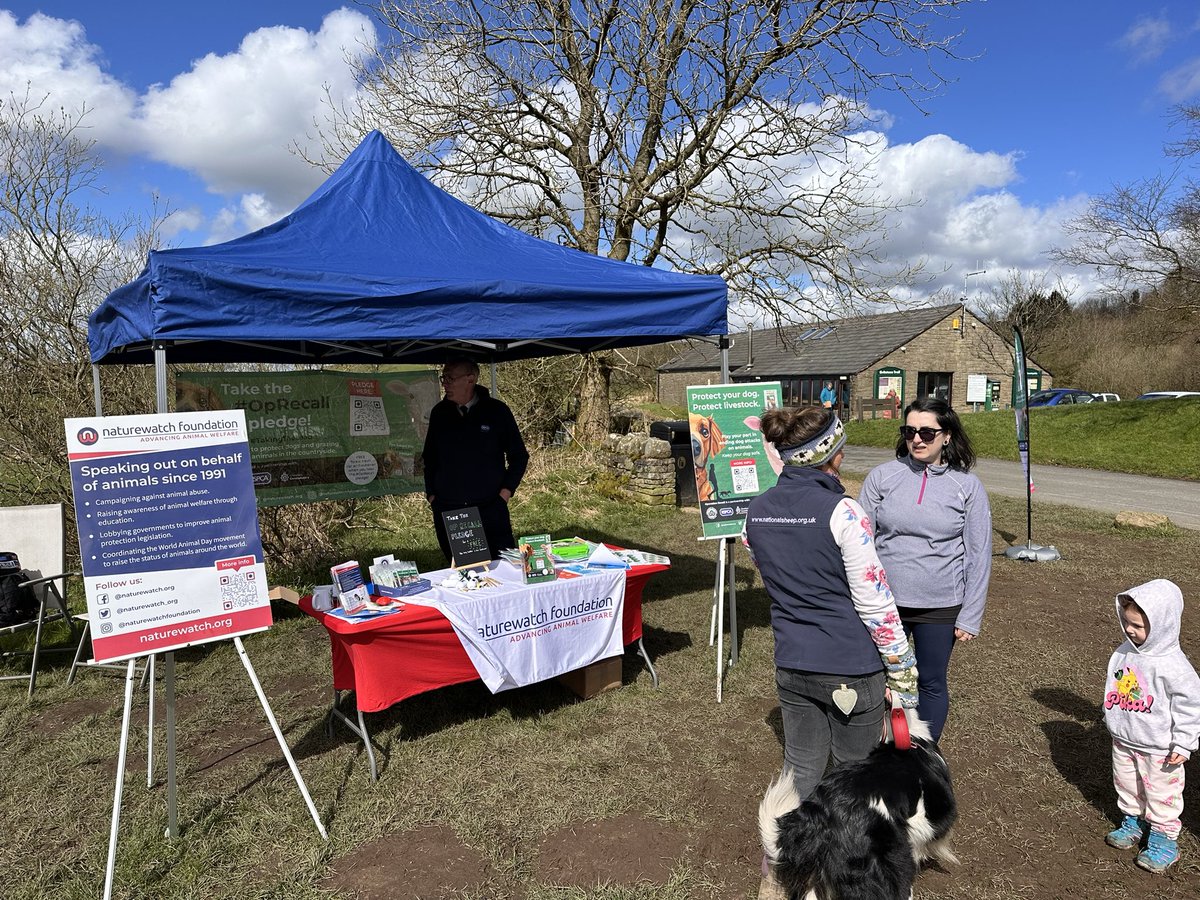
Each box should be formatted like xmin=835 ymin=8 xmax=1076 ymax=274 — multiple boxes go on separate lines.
xmin=1114 ymin=579 xmax=1183 ymax=656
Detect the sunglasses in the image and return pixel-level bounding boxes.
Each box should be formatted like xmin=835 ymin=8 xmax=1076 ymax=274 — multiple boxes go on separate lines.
xmin=899 ymin=425 xmax=945 ymax=442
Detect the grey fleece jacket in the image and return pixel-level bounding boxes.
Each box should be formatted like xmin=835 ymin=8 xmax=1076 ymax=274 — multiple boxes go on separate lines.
xmin=859 ymin=456 xmax=992 ymax=635
xmin=1104 ymin=579 xmax=1200 ymax=760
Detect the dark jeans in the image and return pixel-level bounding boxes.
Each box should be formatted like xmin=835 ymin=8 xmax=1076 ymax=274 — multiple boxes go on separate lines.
xmin=432 ymin=495 xmax=516 ymax=564
xmin=904 ymin=621 xmax=957 ymax=742
xmin=775 ymin=667 xmax=886 ymax=800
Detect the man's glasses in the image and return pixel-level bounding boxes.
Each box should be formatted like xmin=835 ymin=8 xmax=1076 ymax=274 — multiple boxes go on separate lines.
xmin=899 ymin=426 xmax=945 ymax=442
xmin=439 ymin=373 xmax=469 ymax=384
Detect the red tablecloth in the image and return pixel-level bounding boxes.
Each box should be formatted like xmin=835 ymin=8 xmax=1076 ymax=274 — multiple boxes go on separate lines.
xmin=301 ymin=562 xmax=667 ymax=712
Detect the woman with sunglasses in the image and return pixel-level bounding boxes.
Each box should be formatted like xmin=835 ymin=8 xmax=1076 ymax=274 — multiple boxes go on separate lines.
xmin=859 ymin=396 xmax=992 ymax=742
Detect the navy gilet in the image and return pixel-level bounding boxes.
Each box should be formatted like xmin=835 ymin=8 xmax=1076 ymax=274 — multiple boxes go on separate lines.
xmin=745 ymin=466 xmax=883 ymax=676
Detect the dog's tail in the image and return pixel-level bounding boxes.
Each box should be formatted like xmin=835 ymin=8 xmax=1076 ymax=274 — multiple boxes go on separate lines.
xmin=758 ymin=771 xmax=801 ymax=863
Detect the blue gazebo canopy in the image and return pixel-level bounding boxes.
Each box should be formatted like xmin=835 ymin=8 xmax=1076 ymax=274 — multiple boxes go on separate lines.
xmin=89 ymin=131 xmax=727 ymax=365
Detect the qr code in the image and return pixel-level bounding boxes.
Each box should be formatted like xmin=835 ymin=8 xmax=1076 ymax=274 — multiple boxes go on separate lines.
xmin=730 ymin=459 xmax=760 ymax=495
xmin=350 ymin=396 xmax=389 ymax=436
xmin=219 ymin=569 xmax=260 ymax=610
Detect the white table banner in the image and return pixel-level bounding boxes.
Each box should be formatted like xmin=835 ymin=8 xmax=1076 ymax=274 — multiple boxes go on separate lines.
xmin=406 ymin=562 xmax=626 ymax=692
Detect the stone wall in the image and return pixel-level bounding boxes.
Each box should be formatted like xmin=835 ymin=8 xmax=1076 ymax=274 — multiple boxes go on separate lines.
xmin=602 ymin=432 xmax=675 ymax=506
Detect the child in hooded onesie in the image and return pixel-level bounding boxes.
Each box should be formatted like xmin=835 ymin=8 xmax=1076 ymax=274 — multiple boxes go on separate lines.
xmin=1103 ymin=579 xmax=1200 ymax=873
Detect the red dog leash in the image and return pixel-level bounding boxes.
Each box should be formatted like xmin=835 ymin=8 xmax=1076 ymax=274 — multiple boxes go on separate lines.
xmin=890 ymin=694 xmax=911 ymax=751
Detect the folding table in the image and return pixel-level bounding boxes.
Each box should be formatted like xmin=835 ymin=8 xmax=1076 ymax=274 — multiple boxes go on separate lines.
xmin=301 ymin=557 xmax=668 ymax=779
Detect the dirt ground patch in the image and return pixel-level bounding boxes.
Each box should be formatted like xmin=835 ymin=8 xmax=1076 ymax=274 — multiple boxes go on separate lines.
xmin=317 ymin=524 xmax=1200 ymax=899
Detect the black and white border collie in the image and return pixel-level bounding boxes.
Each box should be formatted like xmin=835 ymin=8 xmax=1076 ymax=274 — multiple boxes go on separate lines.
xmin=758 ymin=710 xmax=958 ymax=900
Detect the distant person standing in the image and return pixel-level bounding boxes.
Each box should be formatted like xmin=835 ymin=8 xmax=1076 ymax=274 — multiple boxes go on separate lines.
xmin=820 ymin=380 xmax=836 ymax=408
xmin=422 ymin=359 xmax=529 ymax=562
xmin=859 ymin=397 xmax=992 ymax=742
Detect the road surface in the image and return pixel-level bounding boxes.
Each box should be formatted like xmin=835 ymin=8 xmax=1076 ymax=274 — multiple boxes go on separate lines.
xmin=840 ymin=446 xmax=1200 ymax=532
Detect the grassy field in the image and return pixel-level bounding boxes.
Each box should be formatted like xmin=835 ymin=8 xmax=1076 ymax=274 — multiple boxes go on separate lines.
xmin=844 ymin=397 xmax=1200 ymax=480
xmin=3 ymin=453 xmax=1200 ymax=899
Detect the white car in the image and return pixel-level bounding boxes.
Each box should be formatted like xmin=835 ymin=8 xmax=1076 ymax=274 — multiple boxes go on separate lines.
xmin=1092 ymin=392 xmax=1121 ymax=402
xmin=1135 ymin=391 xmax=1200 ymax=400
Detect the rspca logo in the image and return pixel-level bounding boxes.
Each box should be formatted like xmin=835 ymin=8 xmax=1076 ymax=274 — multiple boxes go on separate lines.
xmin=77 ymin=427 xmax=100 ymax=446
xmin=252 ymin=472 xmax=272 ymax=486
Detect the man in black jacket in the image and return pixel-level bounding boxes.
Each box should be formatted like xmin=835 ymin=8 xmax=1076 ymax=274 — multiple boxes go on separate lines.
xmin=422 ymin=359 xmax=529 ymax=563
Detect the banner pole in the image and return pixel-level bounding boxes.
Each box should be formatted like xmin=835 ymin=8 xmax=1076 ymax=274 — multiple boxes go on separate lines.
xmin=726 ymin=538 xmax=738 ymax=665
xmin=715 ymin=538 xmax=727 ymax=703
xmin=102 ymin=660 xmax=138 ymax=900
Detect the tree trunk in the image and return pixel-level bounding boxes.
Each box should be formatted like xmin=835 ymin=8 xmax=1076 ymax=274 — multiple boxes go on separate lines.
xmin=575 ymin=352 xmax=612 ymax=447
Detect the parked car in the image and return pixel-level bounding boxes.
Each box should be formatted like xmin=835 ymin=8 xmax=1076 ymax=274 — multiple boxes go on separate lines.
xmin=1092 ymin=392 xmax=1121 ymax=402
xmin=1028 ymin=388 xmax=1096 ymax=407
xmin=1135 ymin=391 xmax=1200 ymax=400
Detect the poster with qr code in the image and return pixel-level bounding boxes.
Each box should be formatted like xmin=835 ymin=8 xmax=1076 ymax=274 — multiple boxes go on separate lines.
xmin=65 ymin=409 xmax=273 ymax=663
xmin=685 ymin=382 xmax=783 ymax=539
xmin=176 ymin=369 xmax=438 ymax=506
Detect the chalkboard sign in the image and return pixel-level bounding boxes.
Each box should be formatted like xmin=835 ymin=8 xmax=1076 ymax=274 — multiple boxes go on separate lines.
xmin=442 ymin=506 xmax=492 ymax=569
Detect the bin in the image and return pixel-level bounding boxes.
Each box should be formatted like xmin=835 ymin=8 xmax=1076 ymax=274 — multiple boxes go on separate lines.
xmin=650 ymin=420 xmax=696 ymax=506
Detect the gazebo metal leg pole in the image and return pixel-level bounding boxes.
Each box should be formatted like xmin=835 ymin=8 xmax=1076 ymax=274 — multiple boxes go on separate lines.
xmin=146 ymin=655 xmax=155 ymax=788
xmin=165 ymin=652 xmax=178 ymax=838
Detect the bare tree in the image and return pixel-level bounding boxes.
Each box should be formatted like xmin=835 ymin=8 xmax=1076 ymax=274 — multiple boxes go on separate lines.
xmin=975 ymin=268 xmax=1071 ymax=362
xmin=1054 ymin=105 xmax=1200 ymax=311
xmin=0 ymin=90 xmax=162 ymax=508
xmin=309 ymin=0 xmax=974 ymax=443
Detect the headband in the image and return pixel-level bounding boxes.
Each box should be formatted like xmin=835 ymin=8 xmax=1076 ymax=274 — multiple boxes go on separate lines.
xmin=777 ymin=416 xmax=846 ymax=468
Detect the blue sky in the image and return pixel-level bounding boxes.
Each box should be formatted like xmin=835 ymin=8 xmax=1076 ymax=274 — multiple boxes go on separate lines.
xmin=2 ymin=1 xmax=1199 ymax=308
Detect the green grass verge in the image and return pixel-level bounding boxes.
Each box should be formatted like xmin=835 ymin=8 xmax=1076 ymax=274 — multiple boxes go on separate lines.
xmin=844 ymin=398 xmax=1200 ymax=480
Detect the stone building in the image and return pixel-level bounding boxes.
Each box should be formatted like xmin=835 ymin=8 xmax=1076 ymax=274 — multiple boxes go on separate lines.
xmin=657 ymin=303 xmax=1052 ymax=416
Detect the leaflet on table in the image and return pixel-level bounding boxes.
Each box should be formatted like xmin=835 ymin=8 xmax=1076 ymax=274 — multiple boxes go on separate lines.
xmin=369 ymin=557 xmax=431 ymax=597
xmin=326 ymin=603 xmax=403 ymax=622
xmin=611 ymin=548 xmax=671 ymax=567
xmin=517 ymin=533 xmax=556 ymax=584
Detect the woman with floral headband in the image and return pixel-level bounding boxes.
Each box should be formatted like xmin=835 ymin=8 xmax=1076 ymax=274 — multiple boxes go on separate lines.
xmin=859 ymin=396 xmax=992 ymax=742
xmin=743 ymin=406 xmax=918 ymax=801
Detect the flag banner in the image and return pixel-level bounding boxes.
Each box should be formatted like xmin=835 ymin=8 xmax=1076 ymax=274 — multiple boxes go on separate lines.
xmin=1012 ymin=326 xmax=1031 ymax=491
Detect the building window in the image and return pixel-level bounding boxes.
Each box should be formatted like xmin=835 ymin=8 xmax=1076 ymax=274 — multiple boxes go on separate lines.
xmin=917 ymin=371 xmax=952 ymax=402
xmin=776 ymin=376 xmax=842 ymax=407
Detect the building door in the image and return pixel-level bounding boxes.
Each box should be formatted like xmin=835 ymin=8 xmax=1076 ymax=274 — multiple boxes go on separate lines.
xmin=917 ymin=371 xmax=952 ymax=403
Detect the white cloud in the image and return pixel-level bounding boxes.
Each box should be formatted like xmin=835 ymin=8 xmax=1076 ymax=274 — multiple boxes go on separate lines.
xmin=0 ymin=11 xmax=137 ymax=144
xmin=132 ymin=9 xmax=376 ymax=211
xmin=205 ymin=193 xmax=287 ymax=245
xmin=1119 ymin=15 xmax=1173 ymax=64
xmin=1159 ymin=57 xmax=1200 ymax=102
xmin=0 ymin=7 xmax=1113 ymax=302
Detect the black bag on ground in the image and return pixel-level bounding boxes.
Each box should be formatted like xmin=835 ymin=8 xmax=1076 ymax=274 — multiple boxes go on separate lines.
xmin=0 ymin=551 xmax=39 ymax=627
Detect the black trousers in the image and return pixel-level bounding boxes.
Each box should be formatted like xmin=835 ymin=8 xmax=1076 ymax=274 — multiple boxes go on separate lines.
xmin=431 ymin=495 xmax=516 ymax=564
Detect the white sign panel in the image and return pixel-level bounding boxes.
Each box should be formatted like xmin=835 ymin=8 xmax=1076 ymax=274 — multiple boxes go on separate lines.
xmin=65 ymin=410 xmax=272 ymax=663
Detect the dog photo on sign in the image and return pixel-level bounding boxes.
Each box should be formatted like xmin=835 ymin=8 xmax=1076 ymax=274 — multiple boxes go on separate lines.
xmin=759 ymin=707 xmax=958 ymax=900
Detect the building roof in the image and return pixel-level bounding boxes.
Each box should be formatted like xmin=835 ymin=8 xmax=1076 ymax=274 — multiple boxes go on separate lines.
xmin=659 ymin=304 xmax=963 ymax=376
